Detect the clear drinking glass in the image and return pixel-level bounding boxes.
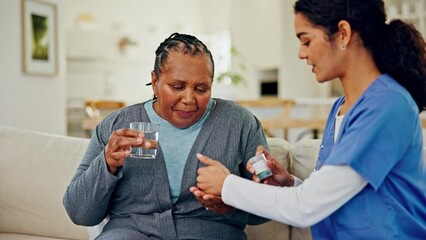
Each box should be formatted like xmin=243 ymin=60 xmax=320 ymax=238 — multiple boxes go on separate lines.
xmin=129 ymin=122 xmax=160 ymax=159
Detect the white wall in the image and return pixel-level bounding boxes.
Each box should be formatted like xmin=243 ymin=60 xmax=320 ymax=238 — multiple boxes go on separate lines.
xmin=228 ymin=0 xmax=330 ymax=100
xmin=196 ymin=0 xmax=231 ymax=34
xmin=230 ymin=0 xmax=283 ymax=100
xmin=280 ymin=0 xmax=318 ymax=98
xmin=0 ymin=0 xmax=66 ymax=135
xmin=279 ymin=1 xmax=332 ymax=99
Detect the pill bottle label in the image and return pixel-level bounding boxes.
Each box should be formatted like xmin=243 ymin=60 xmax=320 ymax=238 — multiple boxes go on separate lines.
xmin=252 ymin=161 xmax=272 ymax=180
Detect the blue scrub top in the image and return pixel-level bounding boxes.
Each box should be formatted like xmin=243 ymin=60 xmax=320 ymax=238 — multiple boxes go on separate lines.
xmin=311 ymin=74 xmax=426 ymax=239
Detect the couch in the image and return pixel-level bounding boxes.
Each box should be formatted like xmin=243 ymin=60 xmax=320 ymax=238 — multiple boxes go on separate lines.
xmin=0 ymin=125 xmax=424 ymax=240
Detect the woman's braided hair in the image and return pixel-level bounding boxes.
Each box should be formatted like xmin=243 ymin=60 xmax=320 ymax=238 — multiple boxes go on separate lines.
xmin=153 ymin=32 xmax=215 ymax=80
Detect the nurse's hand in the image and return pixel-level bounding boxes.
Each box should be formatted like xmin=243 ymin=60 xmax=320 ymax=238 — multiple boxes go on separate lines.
xmin=247 ymin=145 xmax=294 ymax=187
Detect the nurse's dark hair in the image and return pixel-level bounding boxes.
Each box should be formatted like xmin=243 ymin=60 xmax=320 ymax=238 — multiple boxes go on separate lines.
xmin=153 ymin=32 xmax=215 ymax=80
xmin=294 ymin=0 xmax=426 ymax=112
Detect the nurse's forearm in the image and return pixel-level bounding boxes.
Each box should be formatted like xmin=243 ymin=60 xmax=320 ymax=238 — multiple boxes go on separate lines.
xmin=221 ymin=165 xmax=367 ymax=228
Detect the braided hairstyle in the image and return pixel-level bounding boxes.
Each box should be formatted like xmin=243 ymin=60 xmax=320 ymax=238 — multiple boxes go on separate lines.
xmin=153 ymin=32 xmax=215 ymax=80
xmin=294 ymin=0 xmax=426 ymax=112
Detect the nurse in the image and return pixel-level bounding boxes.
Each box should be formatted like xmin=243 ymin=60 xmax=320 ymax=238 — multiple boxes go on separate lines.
xmin=191 ymin=0 xmax=426 ymax=239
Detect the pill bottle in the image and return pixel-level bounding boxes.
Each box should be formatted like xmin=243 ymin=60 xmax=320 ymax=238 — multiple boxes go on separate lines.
xmin=248 ymin=153 xmax=272 ymax=180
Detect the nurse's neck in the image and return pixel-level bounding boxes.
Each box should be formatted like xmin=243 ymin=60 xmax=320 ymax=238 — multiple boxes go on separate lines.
xmin=338 ymin=99 xmax=351 ymax=116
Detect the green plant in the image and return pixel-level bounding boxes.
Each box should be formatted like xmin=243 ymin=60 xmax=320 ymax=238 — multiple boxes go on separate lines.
xmin=118 ymin=36 xmax=138 ymax=51
xmin=216 ymin=46 xmax=248 ymax=86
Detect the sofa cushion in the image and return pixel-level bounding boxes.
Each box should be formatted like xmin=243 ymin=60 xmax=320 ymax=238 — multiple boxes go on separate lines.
xmin=0 ymin=126 xmax=89 ymax=239
xmin=245 ymin=221 xmax=290 ymax=240
xmin=290 ymin=139 xmax=321 ymax=180
xmin=0 ymin=233 xmax=64 ymax=240
xmin=267 ymin=137 xmax=292 ymax=169
xmin=244 ymin=137 xmax=293 ymax=239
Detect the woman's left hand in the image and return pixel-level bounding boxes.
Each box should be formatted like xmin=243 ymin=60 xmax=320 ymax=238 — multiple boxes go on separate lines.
xmin=190 ymin=186 xmax=234 ymax=214
xmin=194 ymin=153 xmax=230 ymax=196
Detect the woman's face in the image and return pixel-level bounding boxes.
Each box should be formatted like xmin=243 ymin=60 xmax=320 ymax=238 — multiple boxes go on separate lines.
xmin=294 ymin=13 xmax=344 ymax=83
xmin=151 ymin=51 xmax=212 ymax=128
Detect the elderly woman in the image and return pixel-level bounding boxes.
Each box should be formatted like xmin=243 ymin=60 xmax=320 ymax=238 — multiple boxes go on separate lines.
xmin=63 ymin=33 xmax=268 ymax=239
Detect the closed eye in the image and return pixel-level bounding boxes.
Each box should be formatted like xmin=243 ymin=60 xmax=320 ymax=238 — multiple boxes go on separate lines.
xmin=195 ymin=87 xmax=208 ymax=93
xmin=171 ymin=85 xmax=184 ymax=91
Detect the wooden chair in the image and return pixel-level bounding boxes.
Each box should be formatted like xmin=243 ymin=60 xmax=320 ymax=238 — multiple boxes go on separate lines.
xmin=237 ymin=98 xmax=296 ymax=138
xmin=238 ymin=98 xmax=333 ymax=141
xmin=82 ymin=100 xmax=126 ymax=137
xmin=84 ymin=100 xmax=126 ymax=118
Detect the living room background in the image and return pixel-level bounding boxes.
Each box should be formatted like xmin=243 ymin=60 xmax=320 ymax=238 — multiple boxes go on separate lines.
xmin=1 ymin=0 xmax=425 ymax=138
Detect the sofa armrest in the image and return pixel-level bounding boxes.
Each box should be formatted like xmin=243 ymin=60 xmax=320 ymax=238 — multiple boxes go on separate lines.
xmin=0 ymin=125 xmax=89 ymax=239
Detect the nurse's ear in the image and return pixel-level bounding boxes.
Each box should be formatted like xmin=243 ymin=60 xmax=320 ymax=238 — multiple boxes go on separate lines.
xmin=337 ymin=20 xmax=352 ymax=50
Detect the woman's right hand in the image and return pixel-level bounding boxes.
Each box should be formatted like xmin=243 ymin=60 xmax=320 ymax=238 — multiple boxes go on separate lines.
xmin=190 ymin=186 xmax=234 ymax=215
xmin=104 ymin=128 xmax=150 ymax=175
xmin=247 ymin=145 xmax=294 ymax=187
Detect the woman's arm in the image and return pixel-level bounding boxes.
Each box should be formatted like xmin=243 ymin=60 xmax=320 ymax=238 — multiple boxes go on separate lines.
xmin=63 ymin=127 xmax=121 ymax=226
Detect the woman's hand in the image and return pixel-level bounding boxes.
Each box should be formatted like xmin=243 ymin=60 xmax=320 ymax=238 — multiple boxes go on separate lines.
xmin=247 ymin=145 xmax=294 ymax=187
xmin=195 ymin=153 xmax=230 ymax=196
xmin=190 ymin=186 xmax=234 ymax=214
xmin=104 ymin=128 xmax=153 ymax=175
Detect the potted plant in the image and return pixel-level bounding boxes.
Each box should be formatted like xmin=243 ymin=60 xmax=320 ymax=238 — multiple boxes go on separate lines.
xmin=216 ymin=46 xmax=248 ymax=86
xmin=118 ymin=36 xmax=138 ymax=57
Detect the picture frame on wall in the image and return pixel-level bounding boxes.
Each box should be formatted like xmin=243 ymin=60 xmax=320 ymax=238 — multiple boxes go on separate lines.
xmin=22 ymin=0 xmax=57 ymax=76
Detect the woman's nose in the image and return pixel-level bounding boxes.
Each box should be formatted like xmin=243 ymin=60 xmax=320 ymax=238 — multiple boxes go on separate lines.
xmin=298 ymin=47 xmax=307 ymax=59
xmin=181 ymin=90 xmax=196 ymax=104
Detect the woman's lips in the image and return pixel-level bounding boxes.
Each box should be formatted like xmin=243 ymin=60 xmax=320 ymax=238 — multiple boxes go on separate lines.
xmin=176 ymin=110 xmax=195 ymax=118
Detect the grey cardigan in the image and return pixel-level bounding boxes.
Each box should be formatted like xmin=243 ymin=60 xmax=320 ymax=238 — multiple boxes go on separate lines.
xmin=64 ymin=99 xmax=268 ymax=239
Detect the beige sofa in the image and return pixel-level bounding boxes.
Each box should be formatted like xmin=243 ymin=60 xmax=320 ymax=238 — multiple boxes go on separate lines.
xmin=0 ymin=125 xmax=424 ymax=240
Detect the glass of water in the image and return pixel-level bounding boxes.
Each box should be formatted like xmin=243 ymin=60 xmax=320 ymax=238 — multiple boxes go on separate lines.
xmin=129 ymin=122 xmax=160 ymax=159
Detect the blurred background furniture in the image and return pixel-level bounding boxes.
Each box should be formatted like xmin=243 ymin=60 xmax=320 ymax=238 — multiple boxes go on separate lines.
xmin=82 ymin=100 xmax=125 ymax=137
xmin=237 ymin=98 xmax=296 ymax=138
xmin=238 ymin=98 xmax=331 ymax=142
xmin=84 ymin=100 xmax=126 ymax=118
